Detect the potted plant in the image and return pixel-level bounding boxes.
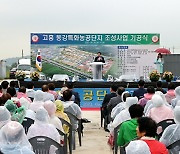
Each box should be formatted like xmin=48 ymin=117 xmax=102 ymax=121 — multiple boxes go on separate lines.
xmin=30 ymin=71 xmax=40 ymax=81
xmin=162 ymin=71 xmax=173 ymax=82
xmin=15 ymin=71 xmax=26 ymax=81
xmin=149 ymin=70 xmax=160 ymax=82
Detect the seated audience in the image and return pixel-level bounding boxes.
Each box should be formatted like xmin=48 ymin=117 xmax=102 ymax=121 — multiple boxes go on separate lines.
xmin=0 ymin=106 xmax=11 ymax=129
xmin=26 ymin=82 xmax=35 ymax=101
xmin=48 ymin=83 xmax=58 ymax=100
xmin=137 ymin=117 xmax=168 ymax=154
xmin=0 ymin=121 xmax=34 ymax=154
xmin=111 ymin=92 xmax=131 ymax=120
xmin=5 ymin=100 xmax=25 ymax=124
xmin=107 ymin=86 xmax=125 ymax=113
xmin=144 ymin=91 xmax=171 ymax=115
xmin=57 ymin=86 xmax=68 ymax=100
xmin=7 ymin=87 xmax=19 ymax=106
xmin=165 ymin=82 xmax=176 ymax=105
xmin=160 ymin=106 xmax=180 ymax=154
xmin=9 ymin=81 xmax=16 ymax=88
xmin=0 ymin=93 xmax=11 ymax=106
xmin=171 ymin=86 xmax=180 ymax=108
xmin=101 ymin=85 xmax=117 ymax=130
xmin=27 ymin=107 xmax=61 ymax=143
xmin=19 ymin=97 xmax=35 ymax=120
xmin=29 ymin=90 xmax=44 ymax=112
xmin=156 ymin=81 xmax=166 ymax=94
xmin=7 ymin=86 xmax=17 ymax=98
xmin=117 ymin=104 xmax=144 ymax=146
xmin=17 ymin=86 xmax=32 ymax=103
xmin=126 ymin=140 xmax=151 ymax=154
xmin=44 ymin=100 xmax=64 ymax=132
xmin=66 ymin=82 xmax=81 ymax=106
xmin=147 ymin=94 xmax=174 ymax=124
xmin=133 ymin=80 xmax=147 ymax=100
xmin=62 ymin=90 xmax=82 ymax=129
xmin=1 ymin=81 xmax=9 ymax=94
xmin=138 ymin=86 xmax=155 ymax=108
xmin=108 ymin=97 xmax=138 ymax=132
xmin=42 ymin=85 xmax=55 ymax=102
xmin=55 ymin=100 xmax=70 ymax=134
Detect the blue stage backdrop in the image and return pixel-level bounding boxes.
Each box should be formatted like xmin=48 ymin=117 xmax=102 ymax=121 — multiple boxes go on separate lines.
xmin=75 ymin=88 xmax=135 ymax=108
xmin=32 ymin=87 xmax=136 ymax=108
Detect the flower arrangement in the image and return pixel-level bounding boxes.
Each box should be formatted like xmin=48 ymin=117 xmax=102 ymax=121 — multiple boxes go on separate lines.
xmin=15 ymin=71 xmax=26 ymax=81
xmin=162 ymin=71 xmax=173 ymax=82
xmin=149 ymin=70 xmax=160 ymax=82
xmin=30 ymin=71 xmax=40 ymax=81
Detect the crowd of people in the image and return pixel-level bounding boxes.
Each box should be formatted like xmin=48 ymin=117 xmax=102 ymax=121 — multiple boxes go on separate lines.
xmin=0 ymin=81 xmax=82 ymax=154
xmin=0 ymin=79 xmax=180 ymax=153
xmin=102 ymin=80 xmax=180 ymax=154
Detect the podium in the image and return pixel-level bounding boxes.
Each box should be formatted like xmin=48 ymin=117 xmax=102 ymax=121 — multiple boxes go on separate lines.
xmin=90 ymin=62 xmax=105 ymax=81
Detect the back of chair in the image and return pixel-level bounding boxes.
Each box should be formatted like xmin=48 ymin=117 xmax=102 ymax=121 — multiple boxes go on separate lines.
xmin=57 ymin=129 xmax=67 ymax=154
xmin=157 ymin=119 xmax=175 ymax=138
xmin=59 ymin=117 xmax=73 ymax=154
xmin=22 ymin=117 xmax=34 ymax=134
xmin=64 ymin=111 xmax=82 ymax=148
xmin=120 ymin=146 xmax=126 ymax=154
xmin=114 ymin=124 xmax=121 ymax=154
xmin=167 ymin=140 xmax=180 ymax=154
xmin=29 ymin=136 xmax=64 ymax=154
xmin=100 ymin=107 xmax=104 ymax=127
xmin=64 ymin=111 xmax=79 ymax=130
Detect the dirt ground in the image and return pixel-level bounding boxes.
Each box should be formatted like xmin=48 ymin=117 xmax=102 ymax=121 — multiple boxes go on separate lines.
xmin=73 ymin=111 xmax=113 ymax=154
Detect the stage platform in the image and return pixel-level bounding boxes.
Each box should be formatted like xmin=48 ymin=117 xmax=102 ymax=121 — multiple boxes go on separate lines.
xmin=17 ymin=80 xmax=180 ymax=88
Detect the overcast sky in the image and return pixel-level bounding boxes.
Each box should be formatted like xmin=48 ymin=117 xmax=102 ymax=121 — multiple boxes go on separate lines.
xmin=0 ymin=0 xmax=180 ymax=59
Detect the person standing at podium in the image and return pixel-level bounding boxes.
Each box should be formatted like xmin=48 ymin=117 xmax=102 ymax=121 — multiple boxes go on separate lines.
xmin=94 ymin=52 xmax=105 ymax=63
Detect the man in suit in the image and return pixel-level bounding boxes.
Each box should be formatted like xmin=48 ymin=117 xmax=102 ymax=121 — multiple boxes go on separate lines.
xmin=66 ymin=82 xmax=81 ymax=106
xmin=107 ymin=86 xmax=125 ymax=113
xmin=94 ymin=52 xmax=105 ymax=63
xmin=133 ymin=80 xmax=147 ymax=100
xmin=101 ymin=85 xmax=118 ymax=131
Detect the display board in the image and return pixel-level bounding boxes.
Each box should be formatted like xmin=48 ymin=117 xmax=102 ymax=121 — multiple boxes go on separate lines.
xmin=31 ymin=33 xmax=160 ymax=79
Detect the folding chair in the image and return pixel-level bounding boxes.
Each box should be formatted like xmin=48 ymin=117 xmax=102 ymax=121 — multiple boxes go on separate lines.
xmin=167 ymin=140 xmax=180 ymax=154
xmin=113 ymin=124 xmax=121 ymax=154
xmin=157 ymin=119 xmax=175 ymax=139
xmin=57 ymin=129 xmax=68 ymax=154
xmin=120 ymin=146 xmax=126 ymax=154
xmin=64 ymin=111 xmax=82 ymax=150
xmin=22 ymin=117 xmax=34 ymax=134
xmin=100 ymin=107 xmax=104 ymax=127
xmin=29 ymin=136 xmax=65 ymax=154
xmin=59 ymin=117 xmax=73 ymax=154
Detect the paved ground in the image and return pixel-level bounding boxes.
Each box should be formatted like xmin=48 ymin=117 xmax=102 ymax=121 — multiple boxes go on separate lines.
xmin=73 ymin=111 xmax=113 ymax=154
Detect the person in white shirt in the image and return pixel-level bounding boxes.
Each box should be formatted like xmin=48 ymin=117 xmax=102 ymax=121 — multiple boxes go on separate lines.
xmin=26 ymin=82 xmax=35 ymax=101
xmin=42 ymin=85 xmax=55 ymax=102
xmin=44 ymin=100 xmax=64 ymax=132
xmin=27 ymin=107 xmax=61 ymax=143
xmin=29 ymin=90 xmax=44 ymax=112
xmin=0 ymin=121 xmax=34 ymax=154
